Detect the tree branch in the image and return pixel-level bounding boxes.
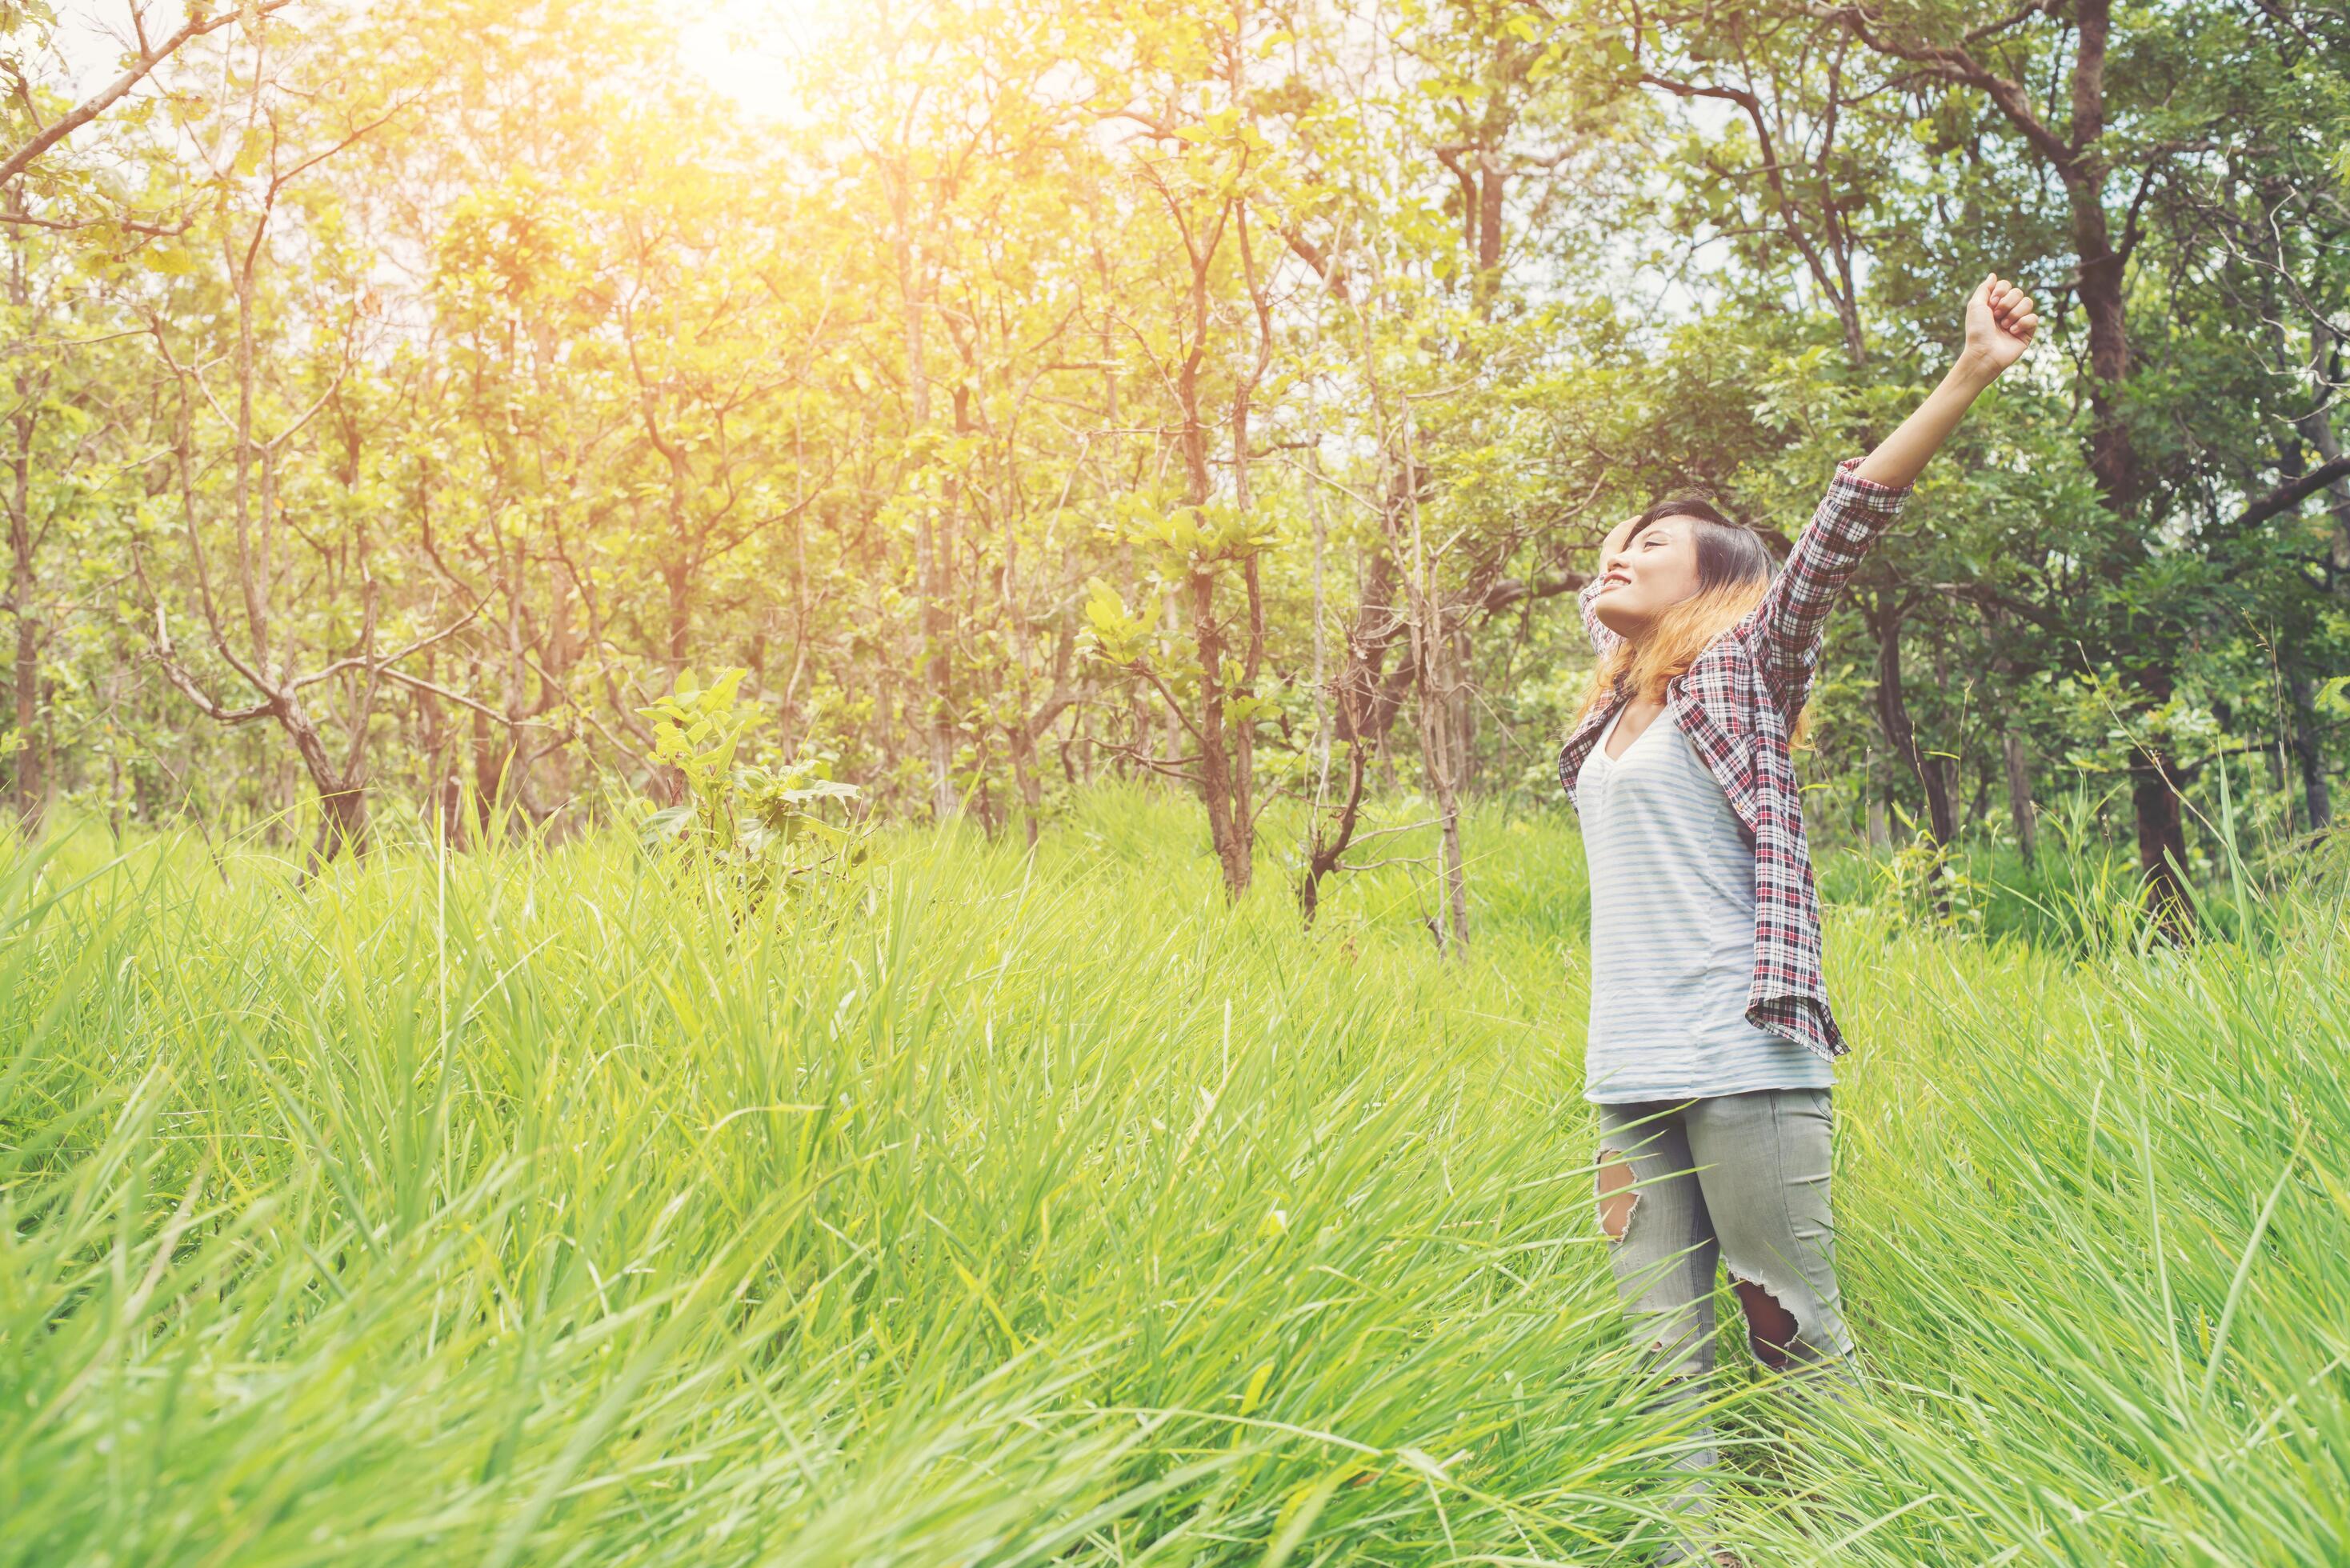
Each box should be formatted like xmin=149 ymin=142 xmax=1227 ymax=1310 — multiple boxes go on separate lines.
xmin=0 ymin=1 xmax=306 ymax=186
xmin=290 ymin=592 xmax=495 ymax=691
xmin=2232 ymin=454 xmax=2350 ymax=530
xmin=1799 ymin=2 xmax=2081 ymax=178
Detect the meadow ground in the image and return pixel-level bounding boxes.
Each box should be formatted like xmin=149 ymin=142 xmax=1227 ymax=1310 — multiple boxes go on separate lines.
xmin=2 ymin=789 xmax=2345 ymax=1566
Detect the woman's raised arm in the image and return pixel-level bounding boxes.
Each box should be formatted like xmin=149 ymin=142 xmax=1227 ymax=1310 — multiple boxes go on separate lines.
xmin=1848 ymin=274 xmax=2038 ymax=489
xmin=1577 ymin=514 xmax=1638 ymax=657
xmin=1749 ymin=273 xmax=2039 ymax=704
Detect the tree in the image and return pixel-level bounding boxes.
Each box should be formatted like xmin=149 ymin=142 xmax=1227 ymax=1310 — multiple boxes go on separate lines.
xmin=138 ymin=10 xmax=474 ymax=866
xmin=1793 ymin=0 xmax=2348 ymax=920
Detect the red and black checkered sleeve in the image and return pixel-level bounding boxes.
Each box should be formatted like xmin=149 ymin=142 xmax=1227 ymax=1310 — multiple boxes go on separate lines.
xmin=1749 ymin=456 xmax=1912 ymax=706
xmin=1578 ymin=572 xmax=1622 ymax=659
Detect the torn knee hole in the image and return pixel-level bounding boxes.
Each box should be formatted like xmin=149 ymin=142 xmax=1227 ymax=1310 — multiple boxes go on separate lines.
xmin=1595 ymin=1150 xmax=1638 ymax=1241
xmin=1731 ymin=1275 xmax=1800 ymax=1370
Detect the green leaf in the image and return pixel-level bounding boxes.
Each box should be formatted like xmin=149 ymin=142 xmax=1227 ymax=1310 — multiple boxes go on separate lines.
xmin=705 ymin=666 xmax=748 ymax=710
xmin=639 ymin=803 xmax=695 ymax=846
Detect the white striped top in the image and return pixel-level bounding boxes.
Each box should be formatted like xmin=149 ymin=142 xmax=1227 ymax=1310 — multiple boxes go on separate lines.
xmin=1575 ymin=705 xmax=1834 ymax=1103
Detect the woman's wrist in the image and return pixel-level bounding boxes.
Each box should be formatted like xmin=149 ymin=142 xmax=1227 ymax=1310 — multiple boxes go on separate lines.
xmin=1948 ymin=349 xmax=2002 ymax=394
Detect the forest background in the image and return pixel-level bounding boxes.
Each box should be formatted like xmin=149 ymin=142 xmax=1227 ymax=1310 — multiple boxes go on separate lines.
xmin=3 ymin=0 xmax=2348 ymax=929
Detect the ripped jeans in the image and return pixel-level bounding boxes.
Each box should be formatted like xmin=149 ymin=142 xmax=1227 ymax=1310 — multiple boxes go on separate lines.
xmin=1594 ymin=1088 xmax=1854 ymax=1560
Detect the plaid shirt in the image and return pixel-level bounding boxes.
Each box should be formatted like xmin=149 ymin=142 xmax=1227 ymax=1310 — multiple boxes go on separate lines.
xmin=1555 ymin=457 xmax=1912 ymax=1060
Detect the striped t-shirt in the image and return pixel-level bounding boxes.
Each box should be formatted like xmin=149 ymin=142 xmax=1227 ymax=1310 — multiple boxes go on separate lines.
xmin=1575 ymin=706 xmax=1835 ymax=1103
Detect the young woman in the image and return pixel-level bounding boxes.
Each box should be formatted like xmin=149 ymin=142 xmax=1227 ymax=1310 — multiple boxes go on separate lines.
xmin=1557 ymin=274 xmax=2040 ymax=1565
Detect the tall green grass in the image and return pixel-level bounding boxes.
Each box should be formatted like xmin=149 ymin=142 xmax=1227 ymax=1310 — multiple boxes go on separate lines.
xmin=1 ymin=790 xmax=2343 ymax=1564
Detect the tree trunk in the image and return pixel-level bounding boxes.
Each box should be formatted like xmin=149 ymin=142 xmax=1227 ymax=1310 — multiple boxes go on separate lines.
xmin=8 ymin=566 xmax=35 ymax=831
xmin=1426 ymin=628 xmax=1470 ymax=950
xmin=1159 ymin=578 xmax=1183 ymax=770
xmin=310 ymin=781 xmax=370 ymax=872
xmin=1451 ymin=620 xmax=1477 ymax=795
xmin=2001 ymin=726 xmax=2038 ymax=866
xmin=1299 ymin=418 xmax=1335 ymax=922
xmin=2063 ymin=2 xmax=2200 ymax=926
xmin=1393 ymin=440 xmax=1467 ymax=951
xmin=471 ymin=691 xmax=508 ymax=833
xmin=895 ymin=175 xmax=955 ymax=824
xmin=284 ymin=705 xmax=369 ymax=874
xmin=1299 ymin=543 xmax=1404 ymax=923
xmin=1863 ymin=745 xmax=1890 ymax=850
xmin=1187 ymin=564 xmax=1250 ymax=898
xmin=1871 ymin=607 xmax=1956 ymax=847
xmin=664 ymin=561 xmax=691 ymax=674
xmin=1011 ymin=722 xmax=1042 ymax=848
xmin=94 ymin=659 xmax=122 ymax=838
xmin=927 ymin=386 xmax=971 ymax=824
xmin=2129 ymin=742 xmax=2192 ymax=931
xmin=2300 ymin=318 xmax=2350 ymax=589
xmin=2284 ymin=664 xmax=2333 ymax=836
xmin=5 ymin=198 xmax=42 ymax=833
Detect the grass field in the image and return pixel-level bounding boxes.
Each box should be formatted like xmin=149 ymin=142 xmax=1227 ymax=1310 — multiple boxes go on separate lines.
xmin=2 ymin=790 xmax=2346 ymax=1566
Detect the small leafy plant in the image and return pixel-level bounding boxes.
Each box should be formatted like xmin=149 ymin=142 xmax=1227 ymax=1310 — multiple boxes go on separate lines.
xmin=635 ymin=667 xmax=863 ymax=902
xmin=1874 ymin=807 xmax=1988 ymax=934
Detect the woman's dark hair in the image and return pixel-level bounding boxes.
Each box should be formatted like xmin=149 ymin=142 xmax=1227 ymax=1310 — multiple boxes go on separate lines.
xmin=1627 ymin=495 xmax=1776 ymax=591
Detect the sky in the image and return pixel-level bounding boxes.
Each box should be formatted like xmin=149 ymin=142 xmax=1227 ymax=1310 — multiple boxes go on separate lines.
xmin=677 ymin=0 xmax=842 ymax=117
xmin=41 ymin=1 xmax=1755 ymax=327
xmin=50 ymin=0 xmax=836 ymax=109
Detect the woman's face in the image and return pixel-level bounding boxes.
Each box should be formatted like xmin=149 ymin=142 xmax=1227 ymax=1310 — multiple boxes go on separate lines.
xmin=1591 ymin=516 xmax=1703 ymax=638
